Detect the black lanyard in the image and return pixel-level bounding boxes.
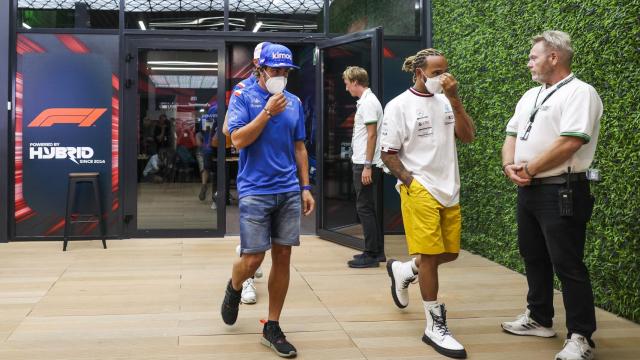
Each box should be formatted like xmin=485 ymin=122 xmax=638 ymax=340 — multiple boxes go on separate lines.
xmin=520 ymin=75 xmax=575 ymax=141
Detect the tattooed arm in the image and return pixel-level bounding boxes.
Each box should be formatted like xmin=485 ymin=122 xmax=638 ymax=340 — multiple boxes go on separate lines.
xmin=381 ymin=151 xmax=413 ymax=186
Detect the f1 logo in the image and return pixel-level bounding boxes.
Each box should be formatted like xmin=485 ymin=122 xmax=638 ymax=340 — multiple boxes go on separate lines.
xmin=28 ymin=108 xmax=107 ymax=127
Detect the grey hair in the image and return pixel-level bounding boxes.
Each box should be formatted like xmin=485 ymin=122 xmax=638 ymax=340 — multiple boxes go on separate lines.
xmin=532 ymin=30 xmax=574 ymax=65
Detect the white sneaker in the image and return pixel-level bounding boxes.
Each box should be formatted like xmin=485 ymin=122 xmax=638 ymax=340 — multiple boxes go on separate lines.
xmin=423 ymin=303 xmax=467 ymax=359
xmin=555 ymin=334 xmax=595 ymax=360
xmin=501 ymin=310 xmax=556 ymax=338
xmin=236 ymin=245 xmax=263 ymax=279
xmin=386 ymin=259 xmax=417 ymax=308
xmin=241 ymin=278 xmax=256 ymax=304
xmin=210 ymin=201 xmax=217 ymax=210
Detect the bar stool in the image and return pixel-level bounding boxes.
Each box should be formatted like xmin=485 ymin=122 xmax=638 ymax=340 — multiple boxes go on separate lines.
xmin=63 ymin=172 xmax=107 ymax=251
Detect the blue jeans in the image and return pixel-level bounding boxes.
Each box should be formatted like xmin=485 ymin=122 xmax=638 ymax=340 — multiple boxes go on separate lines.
xmin=239 ymin=191 xmax=301 ymax=254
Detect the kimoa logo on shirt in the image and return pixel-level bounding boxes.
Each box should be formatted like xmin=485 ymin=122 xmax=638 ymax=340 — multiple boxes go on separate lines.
xmin=271 ymin=52 xmax=292 ymax=60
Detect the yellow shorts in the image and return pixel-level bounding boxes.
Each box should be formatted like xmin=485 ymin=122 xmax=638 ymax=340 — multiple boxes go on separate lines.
xmin=399 ymin=180 xmax=461 ymax=255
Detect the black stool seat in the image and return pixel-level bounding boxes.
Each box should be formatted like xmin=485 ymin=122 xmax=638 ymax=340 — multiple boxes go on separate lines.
xmin=63 ymin=172 xmax=107 ymax=251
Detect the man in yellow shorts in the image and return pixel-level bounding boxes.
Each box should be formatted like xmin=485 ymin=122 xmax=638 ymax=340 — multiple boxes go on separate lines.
xmin=380 ymin=48 xmax=475 ymax=359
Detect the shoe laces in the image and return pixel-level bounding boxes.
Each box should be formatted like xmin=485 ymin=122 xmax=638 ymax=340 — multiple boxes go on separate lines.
xmin=515 ymin=311 xmax=533 ymax=325
xmin=563 ymin=335 xmax=590 ymax=354
xmin=267 ymin=324 xmax=287 ymax=344
xmin=401 ymin=274 xmax=418 ymax=289
xmin=431 ymin=306 xmax=452 ymax=336
xmin=243 ymin=278 xmax=255 ymax=291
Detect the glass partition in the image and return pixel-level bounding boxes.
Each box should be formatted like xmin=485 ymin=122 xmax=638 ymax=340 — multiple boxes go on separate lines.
xmin=228 ymin=0 xmax=324 ymax=32
xmin=136 ymin=48 xmax=221 ymax=230
xmin=125 ymin=0 xmax=225 ymax=30
xmin=329 ymin=0 xmax=420 ymax=36
xmin=18 ymin=0 xmax=119 ymax=29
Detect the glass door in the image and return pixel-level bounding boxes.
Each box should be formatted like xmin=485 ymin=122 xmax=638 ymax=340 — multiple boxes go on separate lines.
xmin=316 ymin=28 xmax=383 ymax=248
xmin=123 ymin=38 xmax=226 ymax=237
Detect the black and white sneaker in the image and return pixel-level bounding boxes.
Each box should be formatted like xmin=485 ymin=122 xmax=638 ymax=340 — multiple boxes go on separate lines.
xmin=220 ymin=279 xmax=241 ymax=325
xmin=262 ymin=321 xmax=297 ymax=358
xmin=555 ymin=334 xmax=595 ymax=360
xmin=422 ymin=303 xmax=467 ymax=359
xmin=501 ymin=309 xmax=556 ymax=338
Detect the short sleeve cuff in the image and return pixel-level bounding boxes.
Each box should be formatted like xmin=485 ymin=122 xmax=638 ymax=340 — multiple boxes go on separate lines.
xmin=560 ymin=132 xmax=591 ymax=143
xmin=506 ymin=131 xmax=517 ymax=137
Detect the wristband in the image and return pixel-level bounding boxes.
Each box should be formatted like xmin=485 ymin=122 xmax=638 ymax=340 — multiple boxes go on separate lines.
xmin=364 ymin=160 xmax=373 ymax=169
xmin=524 ymin=163 xmax=536 ymax=178
xmin=301 ymin=185 xmax=312 ymax=191
xmin=264 ymin=108 xmax=272 ymax=117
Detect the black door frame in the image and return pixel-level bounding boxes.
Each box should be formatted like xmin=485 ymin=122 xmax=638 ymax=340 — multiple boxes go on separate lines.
xmin=315 ymin=27 xmax=383 ymax=249
xmin=0 ymin=0 xmax=10 ymax=243
xmin=122 ymin=36 xmax=227 ymax=238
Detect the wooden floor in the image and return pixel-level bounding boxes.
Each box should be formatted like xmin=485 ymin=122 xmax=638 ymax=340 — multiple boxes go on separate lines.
xmin=0 ymin=236 xmax=638 ymax=359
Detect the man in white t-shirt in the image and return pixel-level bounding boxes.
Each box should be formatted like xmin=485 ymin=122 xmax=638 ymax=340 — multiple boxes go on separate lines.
xmin=380 ymin=48 xmax=475 ymax=359
xmin=342 ymin=66 xmax=385 ymax=268
xmin=501 ymin=31 xmax=602 ymax=360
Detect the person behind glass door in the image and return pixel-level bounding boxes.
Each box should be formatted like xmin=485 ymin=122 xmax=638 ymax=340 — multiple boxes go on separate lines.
xmin=341 ymin=66 xmax=385 ymax=268
xmin=195 ymin=116 xmax=215 ymax=202
xmin=221 ymin=43 xmax=314 ymax=358
xmin=380 ymin=48 xmax=475 ymax=359
xmin=500 ymin=30 xmax=602 ymax=360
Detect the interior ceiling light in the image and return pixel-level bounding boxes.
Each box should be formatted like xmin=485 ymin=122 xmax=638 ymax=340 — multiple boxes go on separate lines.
xmin=150 ymin=67 xmax=218 ymax=71
xmin=148 ymin=61 xmax=218 ymax=66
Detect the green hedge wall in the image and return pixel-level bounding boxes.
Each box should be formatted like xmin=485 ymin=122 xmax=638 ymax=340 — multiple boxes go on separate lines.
xmin=432 ymin=0 xmax=640 ymax=322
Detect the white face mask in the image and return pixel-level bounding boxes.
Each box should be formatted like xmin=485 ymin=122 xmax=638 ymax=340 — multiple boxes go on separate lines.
xmin=264 ymin=71 xmax=287 ymax=94
xmin=424 ymin=74 xmax=443 ymax=94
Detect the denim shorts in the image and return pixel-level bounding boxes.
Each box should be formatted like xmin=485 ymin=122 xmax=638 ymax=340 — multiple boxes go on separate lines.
xmin=239 ymin=191 xmax=301 ymax=254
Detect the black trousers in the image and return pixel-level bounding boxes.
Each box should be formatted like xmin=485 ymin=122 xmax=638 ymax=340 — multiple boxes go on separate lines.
xmin=517 ymin=180 xmax=596 ymax=338
xmin=352 ymin=164 xmax=383 ymax=255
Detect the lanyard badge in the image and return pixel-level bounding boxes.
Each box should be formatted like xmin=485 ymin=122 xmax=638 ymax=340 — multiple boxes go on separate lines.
xmin=520 ymin=75 xmax=575 ymax=141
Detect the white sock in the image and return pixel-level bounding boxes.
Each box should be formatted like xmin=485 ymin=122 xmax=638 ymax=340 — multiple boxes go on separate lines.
xmin=410 ymin=258 xmax=419 ymax=274
xmin=423 ymin=300 xmax=437 ymax=311
xmin=423 ymin=300 xmax=438 ymax=329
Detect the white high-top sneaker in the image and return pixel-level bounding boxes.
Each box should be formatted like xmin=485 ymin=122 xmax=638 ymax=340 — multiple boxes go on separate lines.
xmin=423 ymin=303 xmax=467 ymax=359
xmin=241 ymin=277 xmax=257 ymax=304
xmin=555 ymin=334 xmax=595 ymax=360
xmin=386 ymin=259 xmax=417 ymax=308
xmin=236 ymin=245 xmax=263 ymax=279
xmin=501 ymin=309 xmax=556 ymax=338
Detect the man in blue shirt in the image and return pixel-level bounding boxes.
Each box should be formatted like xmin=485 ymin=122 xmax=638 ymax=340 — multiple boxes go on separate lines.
xmin=220 ymin=43 xmax=314 ymax=358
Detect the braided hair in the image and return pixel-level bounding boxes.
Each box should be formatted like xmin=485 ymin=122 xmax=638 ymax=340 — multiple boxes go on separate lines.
xmin=401 ymin=48 xmax=444 ymax=82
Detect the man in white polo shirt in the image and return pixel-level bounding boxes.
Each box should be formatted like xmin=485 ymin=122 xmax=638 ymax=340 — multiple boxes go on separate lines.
xmin=342 ymin=66 xmax=385 ymax=268
xmin=381 ymin=48 xmax=475 ymax=359
xmin=501 ymin=31 xmax=602 ymax=360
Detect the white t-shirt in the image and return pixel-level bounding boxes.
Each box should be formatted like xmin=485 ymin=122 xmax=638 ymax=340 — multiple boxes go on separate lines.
xmin=380 ymin=88 xmax=460 ymax=207
xmin=506 ymin=73 xmax=603 ymax=177
xmin=351 ymin=88 xmax=384 ymax=166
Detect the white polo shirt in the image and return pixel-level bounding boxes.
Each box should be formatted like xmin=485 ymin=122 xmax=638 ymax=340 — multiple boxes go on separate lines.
xmin=351 ymin=88 xmax=384 ymax=166
xmin=380 ymin=88 xmax=460 ymax=207
xmin=506 ymin=73 xmax=603 ymax=177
